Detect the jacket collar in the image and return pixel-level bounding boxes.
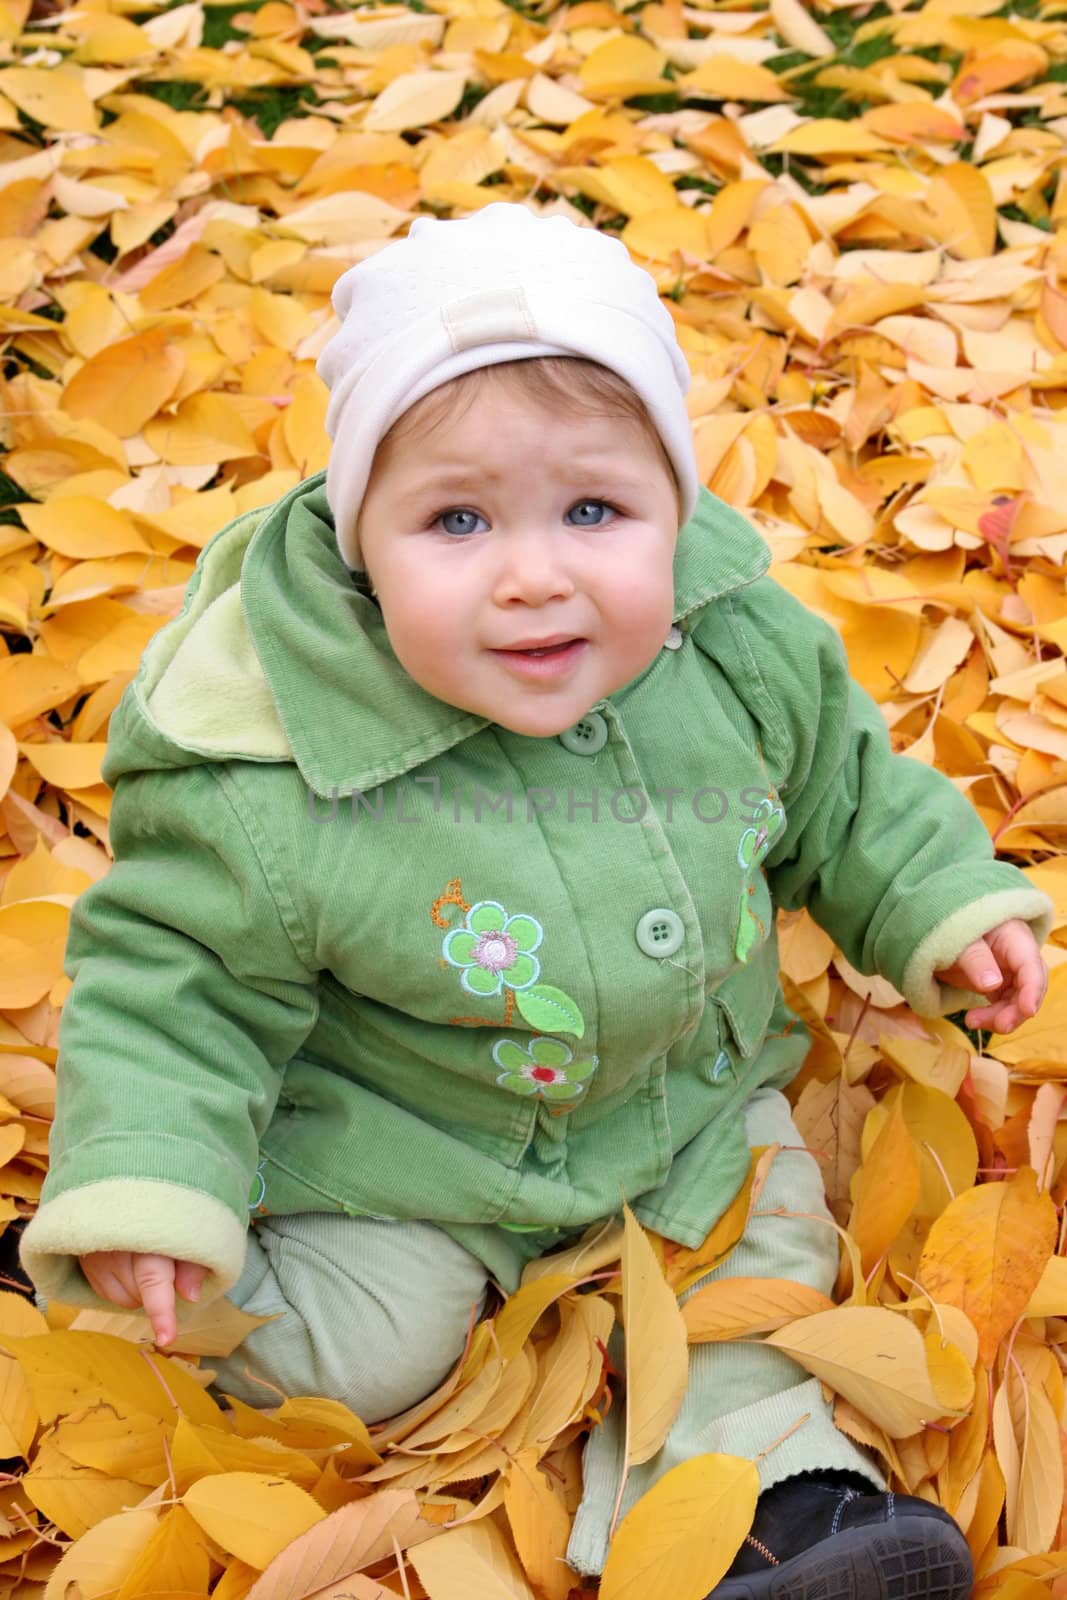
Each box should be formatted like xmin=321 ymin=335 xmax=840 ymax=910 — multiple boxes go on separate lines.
xmin=241 ymin=472 xmax=770 ymax=797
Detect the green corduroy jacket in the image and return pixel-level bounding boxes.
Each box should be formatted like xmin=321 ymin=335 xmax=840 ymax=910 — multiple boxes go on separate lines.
xmin=21 ymin=475 xmax=1054 ymax=1306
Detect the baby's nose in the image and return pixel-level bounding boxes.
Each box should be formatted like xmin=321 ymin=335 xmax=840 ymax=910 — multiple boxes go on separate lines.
xmin=492 ymin=530 xmax=575 ymax=605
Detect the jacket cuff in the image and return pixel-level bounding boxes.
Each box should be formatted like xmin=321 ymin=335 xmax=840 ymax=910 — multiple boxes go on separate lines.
xmin=897 ymin=888 xmax=1055 ymax=1018
xmin=20 ymin=1180 xmax=248 ymax=1314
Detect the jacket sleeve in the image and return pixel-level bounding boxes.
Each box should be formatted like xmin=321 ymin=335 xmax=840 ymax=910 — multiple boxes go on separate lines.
xmin=707 ymin=577 xmax=1054 ymax=1017
xmin=20 ymin=762 xmax=320 ymax=1313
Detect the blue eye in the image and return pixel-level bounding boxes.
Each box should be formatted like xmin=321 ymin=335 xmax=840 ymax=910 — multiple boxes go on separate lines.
xmin=567 ymin=500 xmax=615 ymax=526
xmin=437 ymin=508 xmax=486 ymax=537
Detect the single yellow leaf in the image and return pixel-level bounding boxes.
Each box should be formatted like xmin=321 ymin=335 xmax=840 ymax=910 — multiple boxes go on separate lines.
xmin=56 ymin=1407 xmax=172 ymax=1487
xmin=621 ymin=1203 xmax=689 ymax=1466
xmin=918 ymin=1167 xmax=1057 ymax=1367
xmin=245 ymin=1488 xmax=437 ymax=1600
xmin=20 ymin=742 xmax=106 ymax=791
xmin=678 ymin=56 xmax=791 ymax=102
xmin=41 ymin=1507 xmax=159 ymax=1600
xmin=849 ymin=1095 xmax=921 ymax=1279
xmin=139 ymin=241 xmax=227 ymax=312
xmin=993 ymin=1366 xmax=1064 ymax=1552
xmin=765 ymin=1305 xmax=965 ymax=1436
xmin=926 ymin=162 xmax=996 ymax=259
xmin=1023 ymin=1252 xmax=1067 ymax=1317
xmin=770 ymin=0 xmax=833 ymax=55
xmin=183 ymin=1472 xmax=325 ymax=1569
xmin=22 ymin=1430 xmax=149 ymax=1539
xmin=0 ymin=65 xmax=98 ymax=132
xmin=409 ymin=1518 xmax=535 ymax=1600
xmin=599 ymin=1453 xmax=759 ymax=1600
xmin=0 ymin=1352 xmax=37 ymax=1458
xmin=61 ymin=328 xmax=185 ymax=438
xmin=923 ymin=1331 xmax=975 ymax=1414
xmin=363 ymin=69 xmax=467 ymax=132
xmin=622 ymin=205 xmax=714 ymax=263
xmin=0 ymin=901 xmax=70 ymax=1008
xmin=504 ymin=1450 xmax=574 ymax=1600
xmin=0 ymin=655 xmax=82 ymax=729
xmin=0 ymin=1288 xmax=48 ymax=1338
xmin=115 ymin=1506 xmax=212 ymax=1600
xmin=579 ymin=35 xmax=667 ymax=97
xmin=2 ymin=1331 xmax=224 ymax=1427
xmin=682 ymin=1277 xmax=835 ymax=1342
xmin=143 ymin=393 xmax=258 ymax=465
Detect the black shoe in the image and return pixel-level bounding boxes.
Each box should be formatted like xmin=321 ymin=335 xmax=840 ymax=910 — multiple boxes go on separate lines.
xmin=707 ymin=1475 xmax=974 ymax=1600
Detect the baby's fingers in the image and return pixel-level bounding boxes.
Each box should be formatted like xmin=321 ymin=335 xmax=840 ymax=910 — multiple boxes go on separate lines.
xmin=174 ymin=1259 xmax=208 ymax=1305
xmin=132 ymin=1254 xmax=178 ymax=1348
xmin=80 ymin=1252 xmax=140 ymax=1308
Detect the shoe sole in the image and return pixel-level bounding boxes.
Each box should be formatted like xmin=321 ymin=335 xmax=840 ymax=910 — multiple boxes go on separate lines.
xmin=708 ymin=1515 xmax=974 ymax=1600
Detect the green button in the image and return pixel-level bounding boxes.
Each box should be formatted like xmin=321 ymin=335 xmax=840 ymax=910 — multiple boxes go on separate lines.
xmin=635 ymin=908 xmax=685 ymax=958
xmin=559 ymin=711 xmax=607 ymax=756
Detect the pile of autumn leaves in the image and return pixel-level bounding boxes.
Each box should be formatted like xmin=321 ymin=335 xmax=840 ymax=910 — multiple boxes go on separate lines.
xmin=4 ymin=0 xmax=1067 ymax=1586
xmin=2 ymin=1139 xmax=1067 ymax=1599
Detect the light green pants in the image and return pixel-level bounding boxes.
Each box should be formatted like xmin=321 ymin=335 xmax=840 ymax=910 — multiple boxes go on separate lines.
xmin=215 ymin=1087 xmax=882 ymax=1577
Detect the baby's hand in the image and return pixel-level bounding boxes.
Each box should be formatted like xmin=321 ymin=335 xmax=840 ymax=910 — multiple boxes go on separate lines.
xmin=79 ymin=1251 xmax=208 ymax=1347
xmin=933 ymin=917 xmax=1048 ymax=1034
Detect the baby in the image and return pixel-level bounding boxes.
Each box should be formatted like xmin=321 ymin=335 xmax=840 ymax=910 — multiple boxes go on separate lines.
xmin=23 ymin=203 xmax=1051 ymax=1599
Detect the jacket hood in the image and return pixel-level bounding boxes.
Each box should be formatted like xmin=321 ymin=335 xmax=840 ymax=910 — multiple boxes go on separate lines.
xmin=104 ymin=472 xmax=771 ymax=796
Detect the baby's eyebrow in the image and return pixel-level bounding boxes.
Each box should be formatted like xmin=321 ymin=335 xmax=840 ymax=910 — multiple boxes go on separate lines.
xmin=400 ymin=462 xmax=648 ymax=499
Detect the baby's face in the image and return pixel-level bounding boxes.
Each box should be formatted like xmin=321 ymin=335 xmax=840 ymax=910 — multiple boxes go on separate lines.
xmin=355 ymin=384 xmax=680 ymax=738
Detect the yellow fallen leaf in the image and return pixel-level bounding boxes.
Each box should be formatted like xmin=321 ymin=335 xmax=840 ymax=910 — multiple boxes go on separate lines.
xmin=1 ymin=1331 xmax=224 ymax=1427
xmin=0 ymin=655 xmax=82 ymax=729
xmin=504 ymin=1451 xmax=574 ymax=1600
xmin=770 ymin=0 xmax=833 ymax=55
xmin=0 ymin=65 xmax=98 ymax=133
xmin=22 ymin=1430 xmax=149 ymax=1539
xmin=682 ymin=1277 xmax=835 ymax=1341
xmin=579 ymin=35 xmax=668 ymax=98
xmin=678 ymin=56 xmax=792 ymax=103
xmin=363 ymin=69 xmax=467 ymax=132
xmin=0 ymin=901 xmax=71 ymax=1008
xmin=409 ymin=1517 xmax=535 ymax=1600
xmin=61 ymin=328 xmax=185 ymax=439
xmin=926 ymin=162 xmax=997 ymax=259
xmin=620 ymin=1203 xmax=689 ymax=1466
xmin=765 ymin=1305 xmax=965 ymax=1436
xmin=0 ymin=1353 xmax=38 ymax=1459
xmin=849 ymin=1095 xmax=921 ymax=1279
xmin=143 ymin=392 xmax=258 ymax=465
xmin=1023 ymin=1252 xmax=1067 ymax=1317
xmin=495 ymin=1273 xmax=576 ymax=1360
xmin=993 ymin=1366 xmax=1064 ymax=1553
xmin=183 ymin=1472 xmax=326 ymax=1569
xmin=20 ymin=742 xmax=106 ymax=791
xmin=41 ymin=1506 xmax=159 ymax=1600
xmin=599 ymin=1453 xmax=759 ymax=1600
xmin=918 ymin=1167 xmax=1057 ymax=1368
xmin=245 ymin=1487 xmax=437 ymax=1599
xmin=115 ymin=1505 xmax=212 ymax=1600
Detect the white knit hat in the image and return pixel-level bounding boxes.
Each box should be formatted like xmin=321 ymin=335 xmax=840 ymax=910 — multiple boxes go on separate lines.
xmin=316 ymin=202 xmax=700 ymax=569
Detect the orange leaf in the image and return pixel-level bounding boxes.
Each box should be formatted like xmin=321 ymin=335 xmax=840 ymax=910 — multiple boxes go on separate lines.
xmin=918 ymin=1167 xmax=1057 ymax=1368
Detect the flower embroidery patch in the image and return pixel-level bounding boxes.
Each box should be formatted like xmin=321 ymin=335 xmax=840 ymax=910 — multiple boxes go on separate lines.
xmin=434 ymin=881 xmax=596 ymax=1101
xmin=442 ymin=900 xmax=543 ymax=997
xmin=734 ymin=796 xmax=786 ymax=963
xmin=492 ymin=1037 xmax=599 ymax=1100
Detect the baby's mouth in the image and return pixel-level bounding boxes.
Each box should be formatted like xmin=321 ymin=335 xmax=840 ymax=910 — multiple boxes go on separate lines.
xmin=511 ymin=640 xmax=580 ymax=657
